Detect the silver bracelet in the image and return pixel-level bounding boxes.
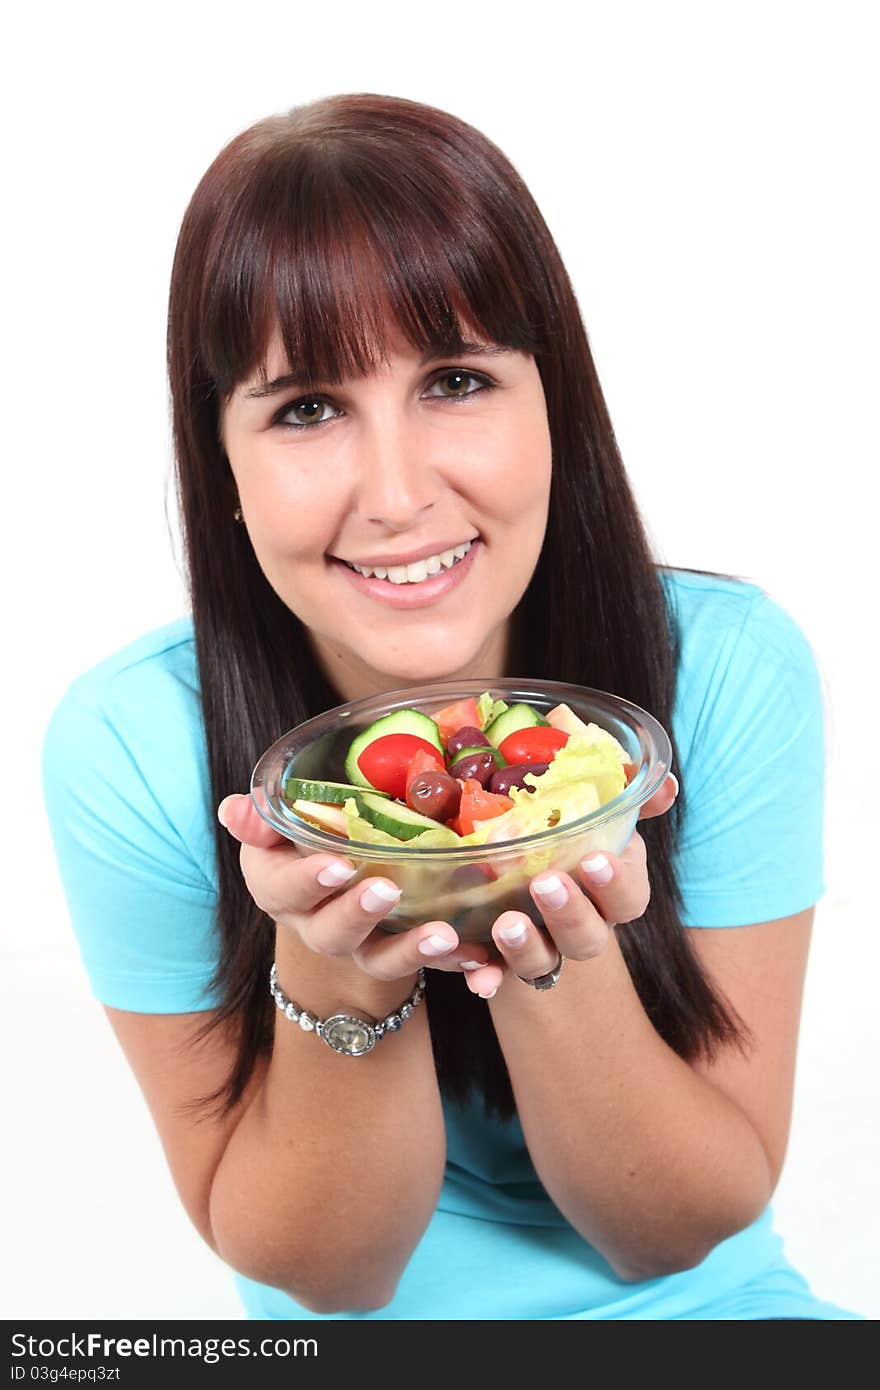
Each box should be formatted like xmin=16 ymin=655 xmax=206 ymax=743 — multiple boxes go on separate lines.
xmin=269 ymin=962 xmax=427 ymax=1057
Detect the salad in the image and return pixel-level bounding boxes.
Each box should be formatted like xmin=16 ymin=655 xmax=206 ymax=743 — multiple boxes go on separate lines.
xmin=282 ymin=691 xmax=636 ymax=851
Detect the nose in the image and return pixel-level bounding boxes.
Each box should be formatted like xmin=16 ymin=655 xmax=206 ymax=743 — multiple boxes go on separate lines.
xmin=353 ymin=413 xmax=440 ymax=530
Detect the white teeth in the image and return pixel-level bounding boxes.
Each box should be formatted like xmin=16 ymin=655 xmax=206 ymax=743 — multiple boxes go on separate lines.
xmin=350 ymin=538 xmax=473 ymax=583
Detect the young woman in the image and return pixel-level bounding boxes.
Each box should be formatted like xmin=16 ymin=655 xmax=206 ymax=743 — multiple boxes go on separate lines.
xmin=43 ymin=92 xmax=859 ymax=1320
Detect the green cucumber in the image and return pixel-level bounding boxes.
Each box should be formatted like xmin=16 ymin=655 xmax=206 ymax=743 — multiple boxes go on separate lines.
xmin=354 ymin=791 xmax=445 ymax=841
xmin=344 ymin=709 xmax=444 ymax=790
xmin=449 ymin=744 xmax=508 ymax=770
xmin=483 ymin=701 xmax=549 ymax=748
xmin=283 ymin=777 xmax=391 ymax=806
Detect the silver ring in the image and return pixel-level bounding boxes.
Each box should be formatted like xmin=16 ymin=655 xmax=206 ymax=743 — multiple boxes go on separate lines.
xmin=515 ymin=950 xmax=564 ymax=991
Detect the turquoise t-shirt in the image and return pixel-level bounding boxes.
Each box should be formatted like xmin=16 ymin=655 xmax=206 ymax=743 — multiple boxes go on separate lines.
xmin=41 ymin=569 xmax=858 ymax=1320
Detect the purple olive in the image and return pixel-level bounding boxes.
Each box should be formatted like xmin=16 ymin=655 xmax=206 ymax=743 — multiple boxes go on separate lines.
xmin=408 ymin=770 xmax=462 ymax=823
xmin=449 ymin=749 xmax=497 ymax=787
xmin=489 ymin=762 xmax=550 ymax=796
xmin=446 ymin=725 xmax=491 ymax=760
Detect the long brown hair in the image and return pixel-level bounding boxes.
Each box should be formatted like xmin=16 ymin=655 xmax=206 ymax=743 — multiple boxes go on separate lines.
xmin=168 ymin=93 xmax=749 ymax=1122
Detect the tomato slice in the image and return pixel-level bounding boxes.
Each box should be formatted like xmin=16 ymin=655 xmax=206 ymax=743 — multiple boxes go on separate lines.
xmin=432 ymin=697 xmax=481 ymax=748
xmin=457 ymin=778 xmax=514 ymax=835
xmin=497 ymin=726 xmax=569 ymax=766
xmin=357 ymin=733 xmax=443 ymax=800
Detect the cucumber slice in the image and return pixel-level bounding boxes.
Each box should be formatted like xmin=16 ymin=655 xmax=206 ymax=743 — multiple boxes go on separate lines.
xmin=483 ymin=702 xmax=549 ymax=748
xmin=283 ymin=777 xmax=391 ymax=806
xmin=344 ymin=709 xmax=444 ymax=790
xmin=354 ymin=791 xmax=446 ymax=841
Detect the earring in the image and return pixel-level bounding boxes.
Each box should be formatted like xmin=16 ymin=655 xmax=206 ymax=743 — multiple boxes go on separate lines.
xmin=233 ymin=507 xmax=243 ymax=523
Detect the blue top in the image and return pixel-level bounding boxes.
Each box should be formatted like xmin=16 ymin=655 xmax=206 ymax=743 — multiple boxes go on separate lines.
xmin=41 ymin=570 xmax=859 ymax=1319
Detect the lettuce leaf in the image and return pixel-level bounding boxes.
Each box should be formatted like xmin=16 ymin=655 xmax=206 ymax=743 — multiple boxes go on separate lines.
xmin=477 ymin=692 xmax=509 ymax=730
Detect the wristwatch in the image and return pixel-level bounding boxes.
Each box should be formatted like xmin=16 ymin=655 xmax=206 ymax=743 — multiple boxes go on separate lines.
xmin=516 ymin=950 xmax=564 ymax=991
xmin=269 ymin=963 xmax=426 ymax=1056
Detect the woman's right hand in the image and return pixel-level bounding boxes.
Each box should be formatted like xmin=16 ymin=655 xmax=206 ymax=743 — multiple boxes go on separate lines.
xmin=217 ymin=793 xmax=503 ymax=996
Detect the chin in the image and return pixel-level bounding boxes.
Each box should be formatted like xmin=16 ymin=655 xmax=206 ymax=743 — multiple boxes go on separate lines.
xmin=366 ymin=634 xmax=502 ymax=690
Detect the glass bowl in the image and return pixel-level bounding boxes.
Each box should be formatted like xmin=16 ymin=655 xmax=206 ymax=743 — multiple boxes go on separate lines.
xmin=251 ymin=677 xmax=671 ymax=943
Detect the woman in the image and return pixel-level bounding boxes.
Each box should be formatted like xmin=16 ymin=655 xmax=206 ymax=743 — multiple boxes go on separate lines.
xmin=42 ymin=92 xmax=859 ymax=1319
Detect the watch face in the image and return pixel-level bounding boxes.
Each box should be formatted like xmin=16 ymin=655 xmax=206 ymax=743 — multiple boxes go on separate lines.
xmin=321 ymin=1015 xmax=377 ymax=1056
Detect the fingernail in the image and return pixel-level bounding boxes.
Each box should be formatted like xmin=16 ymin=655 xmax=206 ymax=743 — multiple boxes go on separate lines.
xmin=460 ymin=961 xmax=483 ymax=971
xmin=479 ymin=987 xmax=498 ymax=999
xmin=499 ymin=920 xmax=529 ymax=946
xmin=317 ymin=862 xmax=357 ymax=886
xmin=217 ymin=796 xmax=235 ymax=827
xmin=360 ymin=881 xmax=401 ymax=913
xmin=419 ymin=933 xmax=456 ymax=956
xmin=669 ymin=772 xmax=680 ymax=795
xmin=532 ymin=874 xmax=569 ymax=909
xmin=581 ymin=853 xmax=613 ymax=885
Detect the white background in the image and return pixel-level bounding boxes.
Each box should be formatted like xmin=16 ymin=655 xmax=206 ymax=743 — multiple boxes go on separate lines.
xmin=3 ymin=0 xmax=877 ymax=1321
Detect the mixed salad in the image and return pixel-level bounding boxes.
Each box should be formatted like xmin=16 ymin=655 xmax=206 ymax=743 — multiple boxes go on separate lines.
xmin=283 ymin=692 xmax=636 ymax=851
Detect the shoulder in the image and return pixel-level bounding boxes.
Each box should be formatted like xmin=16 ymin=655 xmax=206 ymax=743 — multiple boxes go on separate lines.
xmin=52 ymin=616 xmax=199 ymax=720
xmin=42 ymin=616 xmax=214 ymax=888
xmin=44 ymin=615 xmax=201 ymax=752
xmin=659 ymin=568 xmax=824 ymax=713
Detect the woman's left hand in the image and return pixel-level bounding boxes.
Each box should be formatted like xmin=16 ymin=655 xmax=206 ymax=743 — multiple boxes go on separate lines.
xmin=467 ymin=772 xmax=680 ymax=999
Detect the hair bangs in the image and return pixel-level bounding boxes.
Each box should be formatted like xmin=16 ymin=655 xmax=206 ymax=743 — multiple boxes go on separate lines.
xmin=198 ymin=135 xmax=543 ymax=400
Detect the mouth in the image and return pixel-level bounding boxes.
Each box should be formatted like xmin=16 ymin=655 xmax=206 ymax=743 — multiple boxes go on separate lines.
xmin=330 ymin=536 xmax=482 ymax=607
xmin=336 ymin=536 xmax=477 ymax=586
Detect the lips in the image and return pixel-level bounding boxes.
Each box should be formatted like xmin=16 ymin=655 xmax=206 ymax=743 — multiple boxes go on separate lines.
xmin=331 ymin=536 xmax=481 ymax=608
xmin=334 ymin=535 xmax=480 ymax=572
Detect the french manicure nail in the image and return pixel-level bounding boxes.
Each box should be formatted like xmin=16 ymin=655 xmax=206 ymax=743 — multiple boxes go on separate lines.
xmin=360 ymin=882 xmax=401 ymax=913
xmin=479 ymin=987 xmax=498 ymax=999
xmin=499 ymin=920 xmax=529 ymax=946
xmin=532 ymin=874 xmax=569 ymax=909
xmin=581 ymin=853 xmax=613 ymax=885
xmin=217 ymin=796 xmax=234 ymax=827
xmin=317 ymin=862 xmax=357 ymax=886
xmin=460 ymin=961 xmax=482 ymax=971
xmin=419 ymin=934 xmax=456 ymax=956
xmin=669 ymin=772 xmax=680 ymax=795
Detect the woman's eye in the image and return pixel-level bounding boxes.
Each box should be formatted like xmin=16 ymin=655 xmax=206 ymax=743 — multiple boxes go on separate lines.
xmin=276 ymin=397 xmax=340 ymax=430
xmin=426 ymin=369 xmax=489 ymax=400
xmin=272 ymin=369 xmax=492 ymax=431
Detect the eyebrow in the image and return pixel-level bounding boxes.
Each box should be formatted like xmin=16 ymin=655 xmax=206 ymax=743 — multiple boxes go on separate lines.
xmin=243 ymin=343 xmax=514 ymax=399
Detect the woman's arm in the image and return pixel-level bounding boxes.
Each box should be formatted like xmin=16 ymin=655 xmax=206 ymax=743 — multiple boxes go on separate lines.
xmin=487 ymin=903 xmax=812 ymax=1282
xmin=106 ymin=927 xmax=445 ymax=1315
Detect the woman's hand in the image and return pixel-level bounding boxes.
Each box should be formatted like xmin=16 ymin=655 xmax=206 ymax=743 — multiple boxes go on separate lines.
xmin=218 ymin=793 xmax=495 ymax=989
xmin=464 ymin=773 xmax=681 ymax=999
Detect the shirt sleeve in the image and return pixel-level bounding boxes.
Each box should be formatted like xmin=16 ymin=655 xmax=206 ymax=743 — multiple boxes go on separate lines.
xmin=673 ymin=589 xmax=826 ymax=927
xmin=41 ymin=677 xmax=223 ymax=1013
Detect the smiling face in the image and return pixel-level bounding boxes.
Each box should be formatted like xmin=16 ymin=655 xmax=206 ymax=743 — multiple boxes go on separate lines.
xmin=219 ymin=320 xmax=552 ymax=702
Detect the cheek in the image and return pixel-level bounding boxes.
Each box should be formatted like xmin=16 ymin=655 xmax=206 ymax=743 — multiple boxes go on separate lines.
xmin=481 ymin=409 xmax=552 ymax=518
xmin=242 ymin=451 xmax=340 ymax=554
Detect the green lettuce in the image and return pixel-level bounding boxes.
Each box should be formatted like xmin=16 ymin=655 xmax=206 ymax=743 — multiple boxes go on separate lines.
xmin=477 ymin=691 xmax=509 ymax=730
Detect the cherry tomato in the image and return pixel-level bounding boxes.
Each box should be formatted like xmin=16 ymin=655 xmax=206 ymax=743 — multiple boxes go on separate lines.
xmin=357 ymin=733 xmax=443 ymax=799
xmin=497 ymin=726 xmax=569 ymax=766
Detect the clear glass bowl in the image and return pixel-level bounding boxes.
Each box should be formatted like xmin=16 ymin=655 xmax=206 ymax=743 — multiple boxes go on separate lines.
xmin=251 ymin=677 xmax=671 ymax=944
